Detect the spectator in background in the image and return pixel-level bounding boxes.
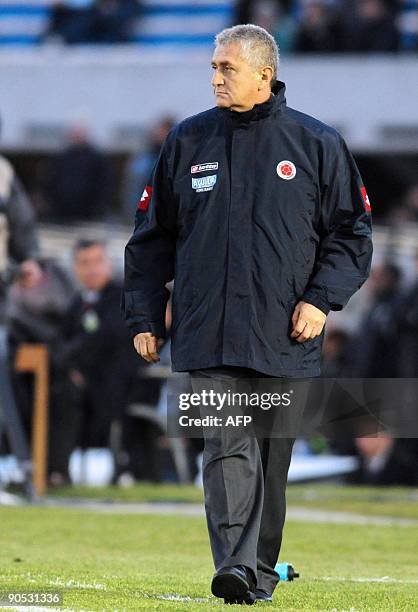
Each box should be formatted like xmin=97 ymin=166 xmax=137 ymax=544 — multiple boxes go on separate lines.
xmin=398 ymin=0 xmax=418 ymax=51
xmin=49 ymin=239 xmax=137 ymax=485
xmin=353 ymin=435 xmax=418 ymax=485
xmin=234 ymin=1 xmax=296 ymax=53
xmin=41 ymin=122 xmax=112 ymax=221
xmin=386 ymin=183 xmax=418 ymax=225
xmin=0 ymin=153 xmax=39 ymax=288
xmin=122 ymin=116 xmax=176 ymax=222
xmin=45 ymin=1 xmax=96 ymax=44
xmin=294 ymin=0 xmax=344 ymax=53
xmin=234 ymin=0 xmax=293 ymax=25
xmin=343 ymin=0 xmax=398 ymax=52
xmin=272 ymin=1 xmax=298 ymax=53
xmin=235 ymin=0 xmax=259 ymax=23
xmin=0 ymin=147 xmax=40 ymax=481
xmin=398 ymin=249 xmax=418 ymax=378
xmin=250 ymin=1 xmax=282 ymax=33
xmin=45 ymin=0 xmax=141 ymax=44
xmin=6 ymin=259 xmax=75 ymax=346
xmin=321 ymin=327 xmax=353 ymax=376
xmin=90 ymin=0 xmax=140 ymax=43
xmin=352 ymin=262 xmax=403 ymax=378
xmin=5 ymin=259 xmax=75 ymax=446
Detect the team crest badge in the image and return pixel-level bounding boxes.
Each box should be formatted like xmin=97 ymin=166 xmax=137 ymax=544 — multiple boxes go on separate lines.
xmin=277 ymin=160 xmax=296 ymax=180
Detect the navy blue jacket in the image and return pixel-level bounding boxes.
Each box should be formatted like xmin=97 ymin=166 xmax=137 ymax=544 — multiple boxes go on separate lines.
xmin=123 ymin=81 xmax=373 ymax=377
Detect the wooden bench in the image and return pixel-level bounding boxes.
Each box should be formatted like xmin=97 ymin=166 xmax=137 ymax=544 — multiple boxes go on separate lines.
xmin=15 ymin=344 xmax=49 ymax=497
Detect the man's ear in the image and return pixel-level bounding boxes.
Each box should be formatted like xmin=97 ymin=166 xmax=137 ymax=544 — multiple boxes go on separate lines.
xmin=259 ymin=66 xmax=273 ymax=90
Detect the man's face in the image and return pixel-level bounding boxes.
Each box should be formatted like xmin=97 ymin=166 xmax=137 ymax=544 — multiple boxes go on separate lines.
xmin=211 ymin=43 xmax=262 ymax=112
xmin=73 ymin=245 xmax=112 ymax=291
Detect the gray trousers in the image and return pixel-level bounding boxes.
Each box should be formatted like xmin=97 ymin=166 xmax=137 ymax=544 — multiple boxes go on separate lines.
xmin=190 ymin=366 xmax=295 ymax=595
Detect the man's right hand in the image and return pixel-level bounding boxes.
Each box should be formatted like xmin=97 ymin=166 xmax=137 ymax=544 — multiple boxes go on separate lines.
xmin=133 ymin=332 xmax=164 ymax=363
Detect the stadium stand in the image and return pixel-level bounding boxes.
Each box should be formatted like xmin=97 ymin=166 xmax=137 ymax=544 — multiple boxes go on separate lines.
xmin=1 ymin=1 xmax=417 ymax=51
xmin=0 ymin=0 xmax=233 ymax=46
xmin=0 ymin=0 xmax=50 ymax=45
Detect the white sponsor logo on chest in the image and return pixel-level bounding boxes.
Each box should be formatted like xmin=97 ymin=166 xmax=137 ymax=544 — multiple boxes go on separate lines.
xmin=192 ymin=174 xmax=217 ymax=192
xmin=191 ymin=162 xmax=219 ymax=174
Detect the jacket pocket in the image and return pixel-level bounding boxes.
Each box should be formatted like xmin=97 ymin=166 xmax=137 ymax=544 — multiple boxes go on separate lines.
xmin=171 ymin=261 xmax=195 ymax=333
xmin=289 ymin=271 xmax=312 ymax=306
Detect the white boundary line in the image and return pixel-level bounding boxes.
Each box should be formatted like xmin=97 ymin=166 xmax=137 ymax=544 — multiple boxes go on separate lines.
xmin=3 ymin=608 xmax=80 ymax=612
xmin=316 ymin=576 xmax=418 ymax=584
xmin=34 ymin=498 xmax=418 ymax=527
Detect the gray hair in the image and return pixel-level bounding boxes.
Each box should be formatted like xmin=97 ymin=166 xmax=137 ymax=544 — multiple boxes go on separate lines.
xmin=214 ymin=24 xmax=279 ymax=81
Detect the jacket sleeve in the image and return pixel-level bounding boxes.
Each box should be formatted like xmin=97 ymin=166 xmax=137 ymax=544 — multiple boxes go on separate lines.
xmin=302 ymin=134 xmax=373 ymax=315
xmin=122 ymin=135 xmax=178 ymax=339
xmin=4 ymin=164 xmax=39 ymax=264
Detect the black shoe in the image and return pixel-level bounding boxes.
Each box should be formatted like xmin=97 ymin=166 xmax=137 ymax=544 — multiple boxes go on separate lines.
xmin=211 ymin=565 xmax=256 ymax=605
xmin=255 ymin=588 xmax=273 ymax=602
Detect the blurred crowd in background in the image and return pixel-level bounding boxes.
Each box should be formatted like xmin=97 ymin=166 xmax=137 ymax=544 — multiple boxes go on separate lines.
xmin=7 ymin=116 xmax=418 ymax=227
xmin=236 ymin=0 xmax=417 ymax=52
xmin=1 ymin=0 xmax=415 ymax=51
xmin=41 ymin=0 xmax=418 ymax=52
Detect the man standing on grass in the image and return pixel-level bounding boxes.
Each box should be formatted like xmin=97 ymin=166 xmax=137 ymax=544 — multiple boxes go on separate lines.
xmin=123 ymin=24 xmax=372 ymax=604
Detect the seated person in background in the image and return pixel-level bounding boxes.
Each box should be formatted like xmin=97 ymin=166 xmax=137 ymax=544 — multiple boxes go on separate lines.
xmin=294 ymin=0 xmax=344 ymax=53
xmin=354 ymin=436 xmax=418 ymax=486
xmin=343 ymin=0 xmax=398 ymax=52
xmin=398 ymin=249 xmax=418 ymax=378
xmin=7 ymin=258 xmax=75 ymax=346
xmin=44 ymin=1 xmax=96 ymax=45
xmin=5 ymin=258 xmax=75 ymax=444
xmin=0 ymin=148 xmax=41 ymax=459
xmin=352 ymin=262 xmax=403 ymax=378
xmin=90 ymin=0 xmax=140 ymax=43
xmin=49 ymin=239 xmax=137 ymax=485
xmin=45 ymin=0 xmax=140 ymax=45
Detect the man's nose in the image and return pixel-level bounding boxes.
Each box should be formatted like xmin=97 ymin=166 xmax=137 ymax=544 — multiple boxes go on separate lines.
xmin=212 ymin=69 xmax=224 ymax=87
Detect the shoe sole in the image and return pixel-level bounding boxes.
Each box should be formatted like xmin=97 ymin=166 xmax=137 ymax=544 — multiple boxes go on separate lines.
xmin=211 ymin=571 xmax=253 ymax=603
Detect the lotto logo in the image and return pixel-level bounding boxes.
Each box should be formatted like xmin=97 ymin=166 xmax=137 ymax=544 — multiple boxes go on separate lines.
xmin=191 ymin=162 xmax=219 ymax=174
xmin=277 ymin=160 xmax=296 ymax=180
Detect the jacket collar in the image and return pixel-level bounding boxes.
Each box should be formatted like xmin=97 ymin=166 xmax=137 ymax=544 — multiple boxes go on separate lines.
xmin=220 ymin=80 xmax=287 ymax=125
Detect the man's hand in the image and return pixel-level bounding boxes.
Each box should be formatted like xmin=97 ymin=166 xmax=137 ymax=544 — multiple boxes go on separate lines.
xmin=291 ymin=300 xmax=327 ymax=343
xmin=17 ymin=259 xmax=43 ymax=289
xmin=133 ymin=332 xmax=164 ymax=363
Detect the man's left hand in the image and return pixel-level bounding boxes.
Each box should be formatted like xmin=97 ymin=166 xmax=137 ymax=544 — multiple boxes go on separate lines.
xmin=291 ymin=301 xmax=327 ymax=342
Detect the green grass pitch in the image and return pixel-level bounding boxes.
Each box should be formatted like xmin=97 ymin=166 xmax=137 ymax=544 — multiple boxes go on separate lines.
xmin=0 ymin=486 xmax=417 ymax=611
